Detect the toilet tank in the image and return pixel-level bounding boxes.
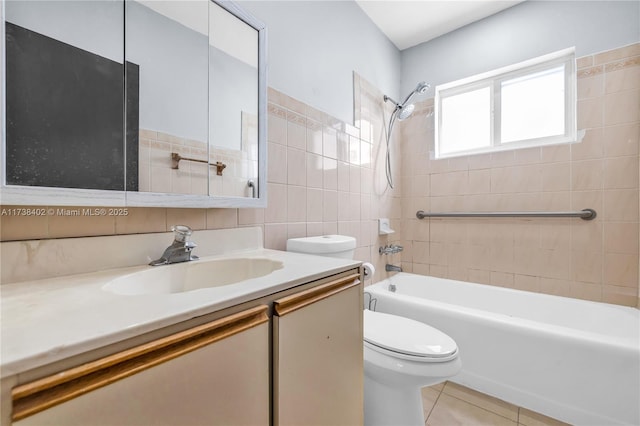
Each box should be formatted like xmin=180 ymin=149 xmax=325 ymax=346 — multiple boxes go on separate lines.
xmin=286 ymin=235 xmax=356 ymax=259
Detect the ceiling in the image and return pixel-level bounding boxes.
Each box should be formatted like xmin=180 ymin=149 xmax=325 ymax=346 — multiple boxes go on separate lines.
xmin=355 ymin=0 xmax=525 ymax=51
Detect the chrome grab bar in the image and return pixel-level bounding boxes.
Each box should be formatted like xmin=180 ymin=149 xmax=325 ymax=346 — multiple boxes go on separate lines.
xmin=416 ymin=208 xmax=596 ymax=221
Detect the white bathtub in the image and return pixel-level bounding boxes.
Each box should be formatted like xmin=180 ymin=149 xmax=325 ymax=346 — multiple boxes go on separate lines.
xmin=365 ymin=273 xmax=640 ymax=425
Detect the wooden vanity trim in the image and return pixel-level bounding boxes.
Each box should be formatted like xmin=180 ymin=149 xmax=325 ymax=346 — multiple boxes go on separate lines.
xmin=11 ymin=304 xmax=269 ymax=421
xmin=274 ymin=272 xmax=360 ymax=317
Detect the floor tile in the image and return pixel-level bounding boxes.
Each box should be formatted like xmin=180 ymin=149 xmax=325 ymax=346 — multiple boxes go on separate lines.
xmin=426 ymin=394 xmax=518 ymax=426
xmin=421 ymin=387 xmax=441 ymax=423
xmin=443 ymin=382 xmax=519 ymax=421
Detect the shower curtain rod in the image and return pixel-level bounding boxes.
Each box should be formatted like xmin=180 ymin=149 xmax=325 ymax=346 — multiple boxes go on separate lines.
xmin=416 ymin=209 xmax=597 ymax=221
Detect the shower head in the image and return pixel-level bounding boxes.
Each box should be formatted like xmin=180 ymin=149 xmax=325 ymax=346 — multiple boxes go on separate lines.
xmin=397 ymin=103 xmax=415 ymax=121
xmin=382 ymin=80 xmax=430 ymax=123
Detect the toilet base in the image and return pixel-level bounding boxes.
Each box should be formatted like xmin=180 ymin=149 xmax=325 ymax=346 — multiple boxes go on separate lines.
xmin=364 ymin=375 xmax=425 ymax=426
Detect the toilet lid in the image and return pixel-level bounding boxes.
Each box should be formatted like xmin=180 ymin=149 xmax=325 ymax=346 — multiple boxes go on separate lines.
xmin=364 ymin=310 xmax=457 ymax=358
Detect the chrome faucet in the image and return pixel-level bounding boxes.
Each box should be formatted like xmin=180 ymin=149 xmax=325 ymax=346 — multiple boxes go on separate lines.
xmin=379 ymin=244 xmax=403 ymax=255
xmin=385 ymin=264 xmax=402 ymax=272
xmin=149 ymin=225 xmax=198 ymax=266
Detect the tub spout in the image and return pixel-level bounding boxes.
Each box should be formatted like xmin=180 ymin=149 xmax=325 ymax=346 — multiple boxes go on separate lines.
xmin=385 ymin=264 xmax=402 ymax=272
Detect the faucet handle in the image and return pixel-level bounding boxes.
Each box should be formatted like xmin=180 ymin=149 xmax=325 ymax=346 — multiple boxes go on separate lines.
xmin=171 ymin=225 xmax=193 ymax=243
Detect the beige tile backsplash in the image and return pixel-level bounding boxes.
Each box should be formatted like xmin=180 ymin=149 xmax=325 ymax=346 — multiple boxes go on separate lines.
xmin=1 ymin=44 xmax=638 ymax=307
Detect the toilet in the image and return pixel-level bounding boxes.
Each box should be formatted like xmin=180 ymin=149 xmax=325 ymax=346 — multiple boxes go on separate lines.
xmin=286 ymin=235 xmax=462 ymax=426
xmin=363 ymin=310 xmax=461 ymax=425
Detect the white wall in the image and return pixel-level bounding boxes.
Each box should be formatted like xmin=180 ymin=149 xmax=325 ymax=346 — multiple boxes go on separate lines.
xmin=209 ymin=46 xmax=258 ymax=150
xmin=5 ymin=0 xmax=123 ymax=63
xmin=242 ymin=0 xmax=401 ymax=124
xmin=401 ymin=0 xmax=640 ymax=97
xmin=127 ymin=1 xmax=209 ymax=143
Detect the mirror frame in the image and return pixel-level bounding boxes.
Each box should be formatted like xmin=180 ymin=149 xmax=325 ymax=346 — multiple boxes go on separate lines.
xmin=0 ymin=0 xmax=267 ymax=208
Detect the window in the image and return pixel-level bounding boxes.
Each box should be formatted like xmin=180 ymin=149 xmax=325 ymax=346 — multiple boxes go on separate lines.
xmin=435 ymin=48 xmax=576 ymax=159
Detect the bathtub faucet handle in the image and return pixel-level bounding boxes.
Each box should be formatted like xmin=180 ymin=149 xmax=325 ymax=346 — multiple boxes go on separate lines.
xmin=379 ymin=244 xmax=404 ymax=255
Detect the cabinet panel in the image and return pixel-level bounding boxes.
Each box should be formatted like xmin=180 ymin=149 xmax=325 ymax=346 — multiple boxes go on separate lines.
xmin=13 ymin=306 xmax=269 ymax=426
xmin=274 ymin=274 xmax=363 ymax=426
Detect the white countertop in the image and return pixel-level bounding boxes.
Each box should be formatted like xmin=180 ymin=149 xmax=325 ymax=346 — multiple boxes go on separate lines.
xmin=1 ymin=248 xmax=360 ymax=378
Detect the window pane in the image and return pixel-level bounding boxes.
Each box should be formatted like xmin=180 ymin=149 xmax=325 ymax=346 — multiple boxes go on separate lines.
xmin=501 ymin=65 xmax=565 ymax=143
xmin=440 ymin=86 xmax=491 ymax=155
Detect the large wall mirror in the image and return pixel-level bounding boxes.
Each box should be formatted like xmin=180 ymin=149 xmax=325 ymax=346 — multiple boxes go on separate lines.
xmin=1 ymin=0 xmax=266 ymax=208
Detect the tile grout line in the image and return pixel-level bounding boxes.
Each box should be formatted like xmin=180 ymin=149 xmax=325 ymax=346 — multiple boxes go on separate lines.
xmin=438 ymin=384 xmax=521 ymax=425
xmin=424 ymin=384 xmax=445 ymax=425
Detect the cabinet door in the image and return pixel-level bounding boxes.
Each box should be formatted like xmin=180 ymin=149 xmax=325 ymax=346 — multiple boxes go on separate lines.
xmin=274 ymin=272 xmax=363 ymax=426
xmin=12 ymin=305 xmax=270 ymax=426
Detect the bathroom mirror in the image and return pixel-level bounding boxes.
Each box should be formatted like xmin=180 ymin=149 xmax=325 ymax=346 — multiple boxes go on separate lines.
xmin=3 ymin=0 xmax=126 ymax=195
xmin=126 ymin=0 xmax=210 ymax=196
xmin=1 ymin=0 xmax=266 ymax=208
xmin=208 ymin=1 xmax=259 ymax=198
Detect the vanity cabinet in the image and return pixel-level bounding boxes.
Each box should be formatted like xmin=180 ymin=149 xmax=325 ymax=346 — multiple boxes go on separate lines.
xmin=274 ymin=272 xmax=363 ymax=426
xmin=7 ymin=268 xmax=363 ymax=426
xmin=11 ymin=306 xmax=270 ymax=426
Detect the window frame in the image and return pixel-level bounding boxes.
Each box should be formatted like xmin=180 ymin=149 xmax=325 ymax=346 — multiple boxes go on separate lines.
xmin=434 ymin=48 xmax=576 ymax=159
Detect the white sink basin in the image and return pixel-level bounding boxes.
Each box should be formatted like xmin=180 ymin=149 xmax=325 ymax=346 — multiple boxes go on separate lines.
xmin=103 ymin=258 xmax=284 ymax=295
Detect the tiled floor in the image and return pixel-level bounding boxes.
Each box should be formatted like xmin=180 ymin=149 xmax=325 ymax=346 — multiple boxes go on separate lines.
xmin=422 ymin=382 xmax=570 ymax=426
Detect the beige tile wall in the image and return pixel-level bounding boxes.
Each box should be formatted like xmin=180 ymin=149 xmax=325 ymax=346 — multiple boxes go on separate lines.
xmin=253 ymin=83 xmax=403 ymax=282
xmin=399 ymin=43 xmax=640 ymax=307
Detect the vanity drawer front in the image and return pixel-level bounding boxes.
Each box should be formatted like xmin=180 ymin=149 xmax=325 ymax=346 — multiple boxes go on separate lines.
xmin=12 ymin=305 xmax=270 ymax=426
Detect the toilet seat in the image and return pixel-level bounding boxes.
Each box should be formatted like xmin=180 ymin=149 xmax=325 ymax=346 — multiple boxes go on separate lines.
xmin=364 ymin=310 xmax=458 ymax=362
